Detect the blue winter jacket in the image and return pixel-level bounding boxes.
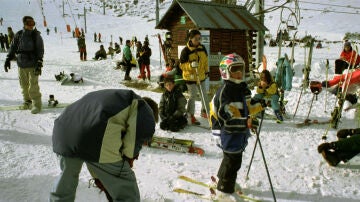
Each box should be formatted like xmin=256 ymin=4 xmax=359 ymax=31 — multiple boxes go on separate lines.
xmin=7 ymin=29 xmax=44 ymax=68
xmin=52 ymin=89 xmax=156 ymax=163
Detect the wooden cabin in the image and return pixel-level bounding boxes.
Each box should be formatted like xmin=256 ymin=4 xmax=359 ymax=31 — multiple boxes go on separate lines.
xmin=156 ymin=0 xmax=267 ymax=81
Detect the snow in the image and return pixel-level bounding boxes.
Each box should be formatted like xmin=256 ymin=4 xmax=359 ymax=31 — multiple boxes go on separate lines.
xmin=0 ymin=0 xmax=360 ymax=201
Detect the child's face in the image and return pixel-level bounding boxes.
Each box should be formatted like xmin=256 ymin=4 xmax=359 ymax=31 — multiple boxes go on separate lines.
xmin=229 ymin=65 xmax=243 ymax=80
xmin=164 ymin=82 xmax=175 ymax=92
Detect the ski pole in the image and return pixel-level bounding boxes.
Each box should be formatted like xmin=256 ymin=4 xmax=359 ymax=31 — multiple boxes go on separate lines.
xmin=248 ymin=110 xmax=277 ymax=202
xmin=324 ymin=59 xmax=329 ymax=113
xmin=293 ymin=87 xmax=303 ymax=119
xmin=245 ymin=110 xmax=265 ymax=180
xmin=305 ymin=94 xmax=315 ymax=121
xmin=194 ymin=67 xmax=210 ymax=124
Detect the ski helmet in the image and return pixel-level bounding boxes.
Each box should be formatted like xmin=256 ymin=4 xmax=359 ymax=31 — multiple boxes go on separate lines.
xmin=219 ymin=53 xmax=245 ymax=83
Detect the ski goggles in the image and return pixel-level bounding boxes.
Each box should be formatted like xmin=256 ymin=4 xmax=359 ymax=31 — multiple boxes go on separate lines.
xmin=229 ymin=64 xmax=244 ymax=73
xmin=25 ymin=19 xmax=35 ymax=26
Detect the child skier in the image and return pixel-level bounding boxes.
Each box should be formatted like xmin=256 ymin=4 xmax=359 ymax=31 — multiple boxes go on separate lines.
xmin=159 ymin=76 xmax=187 ymax=132
xmin=209 ymin=53 xmax=264 ymax=200
xmin=254 ymin=69 xmax=283 ymax=122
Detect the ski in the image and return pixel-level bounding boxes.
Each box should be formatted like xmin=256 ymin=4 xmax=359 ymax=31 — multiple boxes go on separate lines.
xmin=295 ymin=119 xmax=331 ymax=128
xmin=0 ymin=103 xmax=70 ymax=111
xmin=173 ymin=188 xmax=216 ymax=201
xmin=330 ymin=45 xmax=358 ymax=129
xmin=145 ymin=136 xmax=204 ymax=156
xmin=177 ymin=175 xmax=261 ymax=202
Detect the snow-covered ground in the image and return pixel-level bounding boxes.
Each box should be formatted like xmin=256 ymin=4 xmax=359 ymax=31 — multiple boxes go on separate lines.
xmin=0 ymin=0 xmax=359 ymax=201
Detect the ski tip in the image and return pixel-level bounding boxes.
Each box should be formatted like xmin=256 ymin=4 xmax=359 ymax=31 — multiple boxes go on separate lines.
xmin=188 ymin=147 xmax=205 ymax=156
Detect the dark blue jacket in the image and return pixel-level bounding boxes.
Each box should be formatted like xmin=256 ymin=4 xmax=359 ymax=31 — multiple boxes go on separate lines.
xmin=7 ymin=29 xmax=44 ymax=68
xmin=52 ymin=89 xmax=156 ymax=163
xmin=211 ymin=81 xmax=263 ymax=153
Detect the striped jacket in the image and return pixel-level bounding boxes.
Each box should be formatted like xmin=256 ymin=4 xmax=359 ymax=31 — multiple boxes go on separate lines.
xmin=210 ymin=81 xmax=263 ymax=153
xmin=52 ymin=89 xmax=156 ymax=163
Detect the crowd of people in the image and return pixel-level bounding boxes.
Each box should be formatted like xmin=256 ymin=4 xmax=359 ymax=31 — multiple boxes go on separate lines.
xmin=2 ymin=15 xmax=360 ymax=202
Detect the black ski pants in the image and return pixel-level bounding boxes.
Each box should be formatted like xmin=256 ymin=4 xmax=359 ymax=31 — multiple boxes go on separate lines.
xmin=217 ymin=151 xmax=243 ymax=193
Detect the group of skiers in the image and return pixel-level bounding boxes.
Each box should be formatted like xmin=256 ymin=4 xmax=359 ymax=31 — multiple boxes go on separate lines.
xmin=2 ymin=15 xmax=360 ymax=201
xmin=0 ymin=27 xmax=14 ymax=52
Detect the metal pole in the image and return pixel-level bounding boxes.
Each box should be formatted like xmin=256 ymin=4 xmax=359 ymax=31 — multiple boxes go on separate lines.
xmin=156 ymin=0 xmax=159 ymax=25
xmin=103 ymin=2 xmax=105 ymax=15
xmin=62 ymin=0 xmax=65 ymax=17
xmin=84 ymin=6 xmax=87 ymax=33
xmin=255 ymin=0 xmax=265 ymax=68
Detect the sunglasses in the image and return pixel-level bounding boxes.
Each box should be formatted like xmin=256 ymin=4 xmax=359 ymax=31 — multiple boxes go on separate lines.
xmin=25 ymin=20 xmax=35 ymax=26
xmin=229 ymin=65 xmax=244 ymax=73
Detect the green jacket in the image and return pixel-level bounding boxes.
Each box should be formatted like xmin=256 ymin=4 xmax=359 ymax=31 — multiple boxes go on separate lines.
xmin=123 ymin=45 xmax=132 ymax=62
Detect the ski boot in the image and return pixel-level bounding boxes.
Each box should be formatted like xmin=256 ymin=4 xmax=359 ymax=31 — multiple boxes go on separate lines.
xmin=21 ymin=100 xmax=32 ymax=110
xmin=48 ymin=95 xmax=59 ymax=107
xmin=274 ymin=110 xmax=283 ymax=123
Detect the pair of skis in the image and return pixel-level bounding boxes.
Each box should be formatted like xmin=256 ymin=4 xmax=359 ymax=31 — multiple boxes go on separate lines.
xmin=144 ymin=136 xmax=205 ymax=156
xmin=173 ymin=175 xmax=260 ymax=201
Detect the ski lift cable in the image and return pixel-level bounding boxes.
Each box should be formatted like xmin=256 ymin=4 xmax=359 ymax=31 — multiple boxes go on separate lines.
xmin=66 ymin=0 xmax=78 ymax=27
xmin=36 ymin=0 xmax=46 ymax=23
xmin=49 ymin=0 xmax=69 ymax=26
xmin=299 ymin=0 xmax=360 ymax=10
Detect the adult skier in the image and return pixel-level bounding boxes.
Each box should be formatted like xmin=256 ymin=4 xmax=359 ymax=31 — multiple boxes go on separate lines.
xmin=50 ymin=89 xmax=158 ymax=201
xmin=3 ymin=16 xmax=44 ymax=114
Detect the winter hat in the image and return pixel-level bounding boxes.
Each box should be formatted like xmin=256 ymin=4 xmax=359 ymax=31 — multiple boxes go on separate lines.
xmin=344 ymin=41 xmax=351 ymax=48
xmin=163 ymin=76 xmax=175 ymax=84
xmin=188 ymin=29 xmax=201 ymax=40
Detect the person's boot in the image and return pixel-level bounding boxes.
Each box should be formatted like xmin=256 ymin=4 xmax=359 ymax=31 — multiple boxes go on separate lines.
xmin=321 ymin=150 xmax=341 ymax=167
xmin=200 ymin=109 xmax=208 ymax=119
xmin=31 ymin=106 xmax=41 ymax=114
xmin=274 ymin=110 xmax=283 ymax=123
xmin=191 ymin=115 xmax=200 ymax=125
xmin=31 ymin=99 xmax=42 ymax=114
xmin=21 ymin=100 xmax=32 ymax=110
xmin=124 ymin=75 xmax=131 ymax=81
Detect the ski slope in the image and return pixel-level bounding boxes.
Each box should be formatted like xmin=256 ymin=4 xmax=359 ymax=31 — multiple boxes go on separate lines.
xmin=0 ymin=0 xmax=359 ymax=201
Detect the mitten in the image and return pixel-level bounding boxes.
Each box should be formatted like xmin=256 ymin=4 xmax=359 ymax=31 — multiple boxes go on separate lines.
xmin=4 ymin=58 xmax=11 ymax=72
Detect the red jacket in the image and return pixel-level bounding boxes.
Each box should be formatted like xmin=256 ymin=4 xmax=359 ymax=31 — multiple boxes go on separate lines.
xmin=340 ymin=50 xmax=360 ymax=66
xmin=328 ymin=68 xmax=360 ymax=87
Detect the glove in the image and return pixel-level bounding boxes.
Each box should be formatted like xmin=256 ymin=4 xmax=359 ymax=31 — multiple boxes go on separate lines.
xmin=247 ymin=117 xmax=259 ymax=131
xmin=34 ymin=66 xmax=42 ymax=76
xmin=321 ymin=81 xmax=330 ymax=87
xmin=191 ymin=61 xmax=199 ymax=68
xmin=4 ymin=58 xmax=10 ymax=72
xmin=317 ymin=142 xmax=336 ymax=153
xmin=123 ymin=155 xmax=139 ymax=168
xmin=34 ymin=60 xmax=43 ymax=76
